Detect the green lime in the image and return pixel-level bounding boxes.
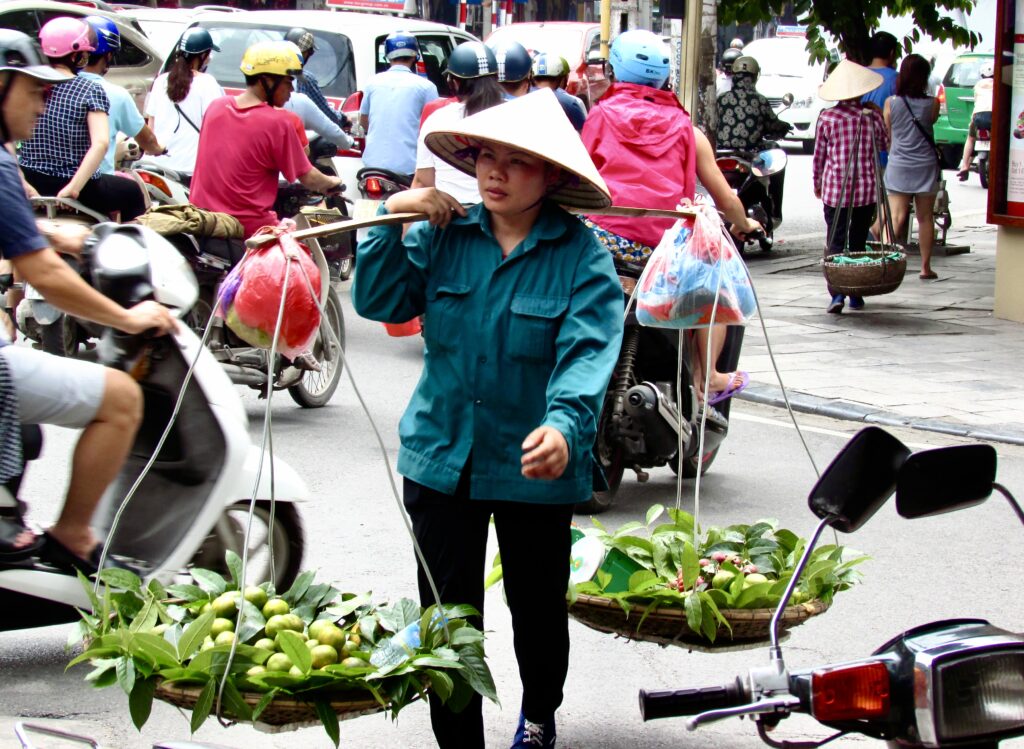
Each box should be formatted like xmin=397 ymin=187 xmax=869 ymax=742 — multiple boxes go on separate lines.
xmin=310 ymin=644 xmax=338 ymax=668
xmin=254 ymin=637 xmax=277 ymax=651
xmin=211 ymin=617 xmax=235 ymax=636
xmin=214 ymin=631 xmax=235 ymax=646
xmin=262 ymin=598 xmax=290 ymax=619
xmin=211 ymin=591 xmax=241 ymax=618
xmin=243 ymin=585 xmax=269 ymax=610
xmin=265 ymin=652 xmax=293 ymax=672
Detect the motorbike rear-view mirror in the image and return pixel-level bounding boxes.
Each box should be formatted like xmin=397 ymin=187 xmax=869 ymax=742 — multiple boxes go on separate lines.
xmin=808 ymin=427 xmax=911 ymax=533
xmin=781 ymin=93 xmax=795 ymax=106
xmin=751 ymin=148 xmax=788 ymax=178
xmin=896 ymin=444 xmax=996 ymax=519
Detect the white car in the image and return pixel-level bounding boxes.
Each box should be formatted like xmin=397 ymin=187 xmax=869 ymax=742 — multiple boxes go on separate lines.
xmin=118 ymin=6 xmax=243 ymax=61
xmin=181 ymin=10 xmax=476 ymax=194
xmin=743 ymin=37 xmax=832 ymax=153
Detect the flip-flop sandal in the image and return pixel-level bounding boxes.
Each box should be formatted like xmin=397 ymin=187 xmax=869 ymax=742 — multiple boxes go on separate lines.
xmin=40 ymin=532 xmax=103 ymax=577
xmin=919 ymin=271 xmax=938 ymax=280
xmin=0 ymin=514 xmax=43 ymax=563
xmin=707 ymin=371 xmax=750 ymax=407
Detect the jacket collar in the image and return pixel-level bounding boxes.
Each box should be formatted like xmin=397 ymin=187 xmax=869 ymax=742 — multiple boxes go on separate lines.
xmin=453 ymin=201 xmax=574 ymax=254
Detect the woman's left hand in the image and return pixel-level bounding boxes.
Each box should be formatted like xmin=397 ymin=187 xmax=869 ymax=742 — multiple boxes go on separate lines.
xmin=521 ymin=426 xmax=569 ymax=480
xmin=56 ymin=184 xmax=80 ymax=201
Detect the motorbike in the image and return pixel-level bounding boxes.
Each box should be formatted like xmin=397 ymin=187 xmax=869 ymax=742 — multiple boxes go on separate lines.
xmin=578 ymin=256 xmax=743 ymax=514
xmin=715 ymin=145 xmax=789 ymax=254
xmin=640 ymin=425 xmax=1024 ymax=748
xmin=975 ymin=124 xmax=991 ymax=189
xmin=0 ymin=223 xmax=307 ymax=631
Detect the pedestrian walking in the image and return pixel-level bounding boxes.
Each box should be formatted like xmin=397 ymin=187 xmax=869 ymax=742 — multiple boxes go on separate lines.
xmin=352 ymin=89 xmax=623 ymax=749
xmin=813 ymin=60 xmax=888 ymax=313
xmin=882 ymin=53 xmax=941 ymax=280
xmin=359 ymin=32 xmax=438 ymax=178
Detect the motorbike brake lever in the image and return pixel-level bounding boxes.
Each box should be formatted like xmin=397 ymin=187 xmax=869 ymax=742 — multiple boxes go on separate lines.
xmin=684 ymin=695 xmax=801 ymax=731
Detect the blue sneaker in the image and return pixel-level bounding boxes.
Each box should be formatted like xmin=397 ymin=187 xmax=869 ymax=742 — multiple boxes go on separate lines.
xmin=511 ymin=712 xmax=556 ymax=748
xmin=848 ymin=296 xmax=865 ymax=310
xmin=827 ymin=295 xmax=845 ymax=314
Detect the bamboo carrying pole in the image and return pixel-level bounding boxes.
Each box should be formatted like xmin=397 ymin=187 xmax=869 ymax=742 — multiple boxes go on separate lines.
xmin=244 ymin=205 xmax=701 ymax=249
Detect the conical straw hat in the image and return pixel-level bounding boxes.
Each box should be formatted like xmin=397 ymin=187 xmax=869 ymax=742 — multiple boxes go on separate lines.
xmin=819 ymin=59 xmax=885 ymax=102
xmin=424 ymin=87 xmax=612 ymax=210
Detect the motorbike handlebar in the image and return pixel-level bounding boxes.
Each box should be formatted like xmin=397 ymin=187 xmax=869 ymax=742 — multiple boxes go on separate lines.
xmin=639 ymin=678 xmax=747 ymax=721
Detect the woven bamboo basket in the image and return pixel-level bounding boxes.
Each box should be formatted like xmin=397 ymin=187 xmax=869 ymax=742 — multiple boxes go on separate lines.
xmin=155 ymin=680 xmax=385 ymax=727
xmin=822 ymin=251 xmax=907 ymax=297
xmin=569 ymin=593 xmax=829 ymax=650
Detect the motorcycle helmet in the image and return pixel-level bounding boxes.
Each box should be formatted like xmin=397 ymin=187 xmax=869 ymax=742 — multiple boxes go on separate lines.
xmin=85 ymin=16 xmax=120 ymax=56
xmin=488 ymin=40 xmax=532 ymax=83
xmin=720 ymin=47 xmax=742 ymax=73
xmin=38 ymin=16 xmax=95 ymax=59
xmin=239 ymin=41 xmax=303 ymax=78
xmin=729 ymin=37 xmax=745 ymax=50
xmin=980 ymin=60 xmax=994 ymax=79
xmin=0 ymin=29 xmax=72 ymax=83
xmin=446 ymin=40 xmax=497 ymax=78
xmin=384 ymin=31 xmax=419 ymax=61
xmin=284 ymin=28 xmax=316 ymax=56
xmin=532 ymin=52 xmax=570 ymax=79
xmin=609 ymin=29 xmax=671 ymax=88
xmin=731 ymin=55 xmax=760 ymax=80
xmin=178 ymin=27 xmax=220 ymax=55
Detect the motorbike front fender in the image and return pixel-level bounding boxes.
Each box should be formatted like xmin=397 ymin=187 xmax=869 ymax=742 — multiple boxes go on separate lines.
xmin=238 ymin=446 xmax=309 ymax=503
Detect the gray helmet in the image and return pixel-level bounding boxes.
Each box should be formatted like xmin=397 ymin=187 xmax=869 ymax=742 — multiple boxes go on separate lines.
xmin=178 ymin=27 xmax=219 ymax=56
xmin=732 ymin=55 xmax=759 ymax=79
xmin=446 ymin=41 xmax=498 ymax=78
xmin=721 ymin=47 xmax=742 ymax=72
xmin=0 ymin=28 xmax=71 ymax=83
xmin=284 ymin=28 xmax=316 ymax=56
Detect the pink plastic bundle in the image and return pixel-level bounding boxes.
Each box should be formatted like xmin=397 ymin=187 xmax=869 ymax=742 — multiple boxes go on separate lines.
xmin=217 ymin=220 xmax=322 ymax=359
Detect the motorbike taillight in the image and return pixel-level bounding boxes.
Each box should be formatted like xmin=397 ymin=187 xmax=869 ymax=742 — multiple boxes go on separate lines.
xmin=811 ymin=661 xmax=890 ymax=722
xmin=978 ymin=129 xmax=992 ymax=139
xmin=363 ymin=177 xmax=383 ymax=198
xmin=937 ymin=84 xmax=947 ymax=115
xmin=716 ymin=158 xmax=745 ymax=173
xmin=137 ymin=171 xmax=171 ymax=198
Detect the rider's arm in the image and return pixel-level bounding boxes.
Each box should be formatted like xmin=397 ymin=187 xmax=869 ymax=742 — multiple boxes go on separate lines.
xmin=58 ymin=111 xmax=109 ymax=200
xmin=289 ymin=95 xmax=353 ymax=149
xmin=411 ymin=167 xmax=436 ymax=188
xmin=11 ymin=246 xmax=174 ymax=335
xmin=693 ymin=128 xmax=760 ymax=234
xmin=297 ymin=166 xmax=342 ymax=194
xmin=133 ymin=123 xmax=165 ymax=156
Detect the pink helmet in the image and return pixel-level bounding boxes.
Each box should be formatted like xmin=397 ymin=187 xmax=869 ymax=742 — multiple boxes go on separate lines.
xmin=39 ymin=16 xmax=96 ymax=58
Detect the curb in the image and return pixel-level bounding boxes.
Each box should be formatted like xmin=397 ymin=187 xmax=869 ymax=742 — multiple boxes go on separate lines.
xmin=737 ymin=384 xmax=1024 ymax=447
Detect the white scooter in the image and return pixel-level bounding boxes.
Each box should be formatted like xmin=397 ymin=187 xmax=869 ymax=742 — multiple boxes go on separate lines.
xmin=0 ymin=223 xmax=307 ymax=632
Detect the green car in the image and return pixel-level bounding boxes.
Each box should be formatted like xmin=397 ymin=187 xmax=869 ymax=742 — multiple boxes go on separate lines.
xmin=934 ymin=51 xmax=994 ymax=167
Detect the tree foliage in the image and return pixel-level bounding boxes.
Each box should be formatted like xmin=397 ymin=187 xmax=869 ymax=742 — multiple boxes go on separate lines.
xmin=718 ymin=0 xmax=981 ymax=64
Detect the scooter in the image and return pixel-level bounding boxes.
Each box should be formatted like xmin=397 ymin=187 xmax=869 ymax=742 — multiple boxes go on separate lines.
xmin=578 ymin=257 xmax=742 ymax=514
xmin=715 ymin=146 xmax=789 ymax=253
xmin=0 ymin=223 xmax=307 ymax=631
xmin=640 ymin=426 xmax=1024 ymax=748
xmin=975 ymin=124 xmax=991 ymax=189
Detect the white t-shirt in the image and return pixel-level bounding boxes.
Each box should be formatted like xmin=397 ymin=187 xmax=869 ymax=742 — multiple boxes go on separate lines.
xmin=416 ymin=101 xmax=481 ymax=205
xmin=144 ymin=71 xmax=224 ymax=176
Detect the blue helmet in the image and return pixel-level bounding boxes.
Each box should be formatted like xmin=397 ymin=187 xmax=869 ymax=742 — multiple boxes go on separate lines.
xmin=85 ymin=15 xmax=119 ymax=56
xmin=178 ymin=27 xmax=219 ymax=56
xmin=385 ymin=31 xmax=419 ymax=61
xmin=446 ymin=41 xmax=497 ymax=78
xmin=609 ymin=30 xmax=671 ymax=88
xmin=487 ymin=40 xmax=531 ymax=83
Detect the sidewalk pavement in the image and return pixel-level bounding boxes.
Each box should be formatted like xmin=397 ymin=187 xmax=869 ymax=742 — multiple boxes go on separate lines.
xmin=736 ymin=211 xmax=1024 ymax=445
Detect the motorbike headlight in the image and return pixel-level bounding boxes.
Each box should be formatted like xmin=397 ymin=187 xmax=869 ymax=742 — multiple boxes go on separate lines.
xmin=933 ymin=650 xmax=1024 ymax=742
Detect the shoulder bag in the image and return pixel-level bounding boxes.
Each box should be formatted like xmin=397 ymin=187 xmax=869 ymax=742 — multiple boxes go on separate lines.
xmin=899 ymin=95 xmax=943 ymax=173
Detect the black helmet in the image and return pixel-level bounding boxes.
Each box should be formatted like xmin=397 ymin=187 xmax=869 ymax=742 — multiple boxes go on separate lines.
xmin=0 ymin=28 xmax=72 ymax=83
xmin=721 ymin=47 xmax=742 ymax=72
xmin=446 ymin=41 xmax=498 ymax=78
xmin=284 ymin=28 xmax=316 ymax=56
xmin=178 ymin=27 xmax=219 ymax=56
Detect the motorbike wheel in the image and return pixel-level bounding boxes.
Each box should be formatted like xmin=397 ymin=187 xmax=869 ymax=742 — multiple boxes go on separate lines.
xmin=192 ymin=500 xmax=305 ymax=592
xmin=671 ymin=444 xmax=721 ymax=478
xmin=574 ymin=405 xmax=625 ymax=514
xmin=40 ymin=317 xmax=78 ymax=358
xmin=338 ymin=255 xmax=354 ymax=281
xmin=288 ymin=285 xmax=345 ymax=408
xmin=979 ymin=157 xmax=990 ymax=189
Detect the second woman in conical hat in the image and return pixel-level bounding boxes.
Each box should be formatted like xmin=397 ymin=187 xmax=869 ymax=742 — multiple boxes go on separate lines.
xmin=351 ymin=88 xmax=624 ymax=748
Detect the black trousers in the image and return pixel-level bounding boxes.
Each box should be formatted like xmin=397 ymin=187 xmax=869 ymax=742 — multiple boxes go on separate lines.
xmin=23 ymin=168 xmax=147 ymax=222
xmin=404 ymin=469 xmax=574 ymax=749
xmin=823 ymin=203 xmax=875 ymax=296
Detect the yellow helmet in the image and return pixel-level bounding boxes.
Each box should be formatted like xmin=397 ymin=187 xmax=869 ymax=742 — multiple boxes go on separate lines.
xmin=239 ymin=40 xmax=303 ymax=77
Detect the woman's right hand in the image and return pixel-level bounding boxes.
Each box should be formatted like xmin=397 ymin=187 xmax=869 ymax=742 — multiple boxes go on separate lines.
xmin=385 ymin=188 xmax=466 ymax=227
xmin=56 ymin=183 xmax=80 ymax=201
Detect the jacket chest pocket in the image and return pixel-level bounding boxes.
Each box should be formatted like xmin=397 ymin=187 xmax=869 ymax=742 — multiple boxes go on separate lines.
xmin=425 ymin=282 xmax=472 ymax=353
xmin=508 ymin=294 xmax=568 ymax=362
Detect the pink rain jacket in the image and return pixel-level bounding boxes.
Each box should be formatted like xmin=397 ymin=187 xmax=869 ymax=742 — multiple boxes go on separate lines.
xmin=582 ymin=83 xmax=697 ymax=249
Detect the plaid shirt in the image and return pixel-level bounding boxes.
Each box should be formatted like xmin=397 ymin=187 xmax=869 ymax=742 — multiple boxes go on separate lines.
xmin=297 ymin=73 xmax=349 ymax=131
xmin=813 ymin=102 xmax=888 ymax=207
xmin=19 ymin=75 xmax=109 ymax=180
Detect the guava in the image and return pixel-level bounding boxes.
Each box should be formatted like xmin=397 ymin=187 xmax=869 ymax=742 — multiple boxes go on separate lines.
xmin=712 ymin=570 xmax=735 ymax=589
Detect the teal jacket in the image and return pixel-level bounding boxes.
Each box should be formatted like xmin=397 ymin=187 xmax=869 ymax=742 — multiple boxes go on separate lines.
xmin=352 ymin=202 xmax=624 ymax=504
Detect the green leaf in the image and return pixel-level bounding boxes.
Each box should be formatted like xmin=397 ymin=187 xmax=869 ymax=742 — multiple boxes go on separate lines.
xmin=684 ymin=592 xmax=702 ymax=635
xmin=178 ymin=610 xmax=215 ymax=661
xmin=283 ymin=569 xmax=315 ymax=605
xmin=129 ymin=598 xmax=160 ymax=634
xmin=483 ymin=563 xmax=504 ymax=590
xmin=449 ymin=627 xmax=484 ymax=647
xmin=251 ymin=687 xmax=279 ymax=721
xmin=226 ymin=550 xmax=243 ymax=587
xmin=116 ymin=656 xmax=136 ymax=696
xmin=681 ymin=541 xmax=700 ymax=591
xmin=132 ymin=632 xmax=180 ymax=668
xmin=645 ymin=504 xmax=665 ymax=526
xmin=452 ymin=644 xmax=497 ymax=704
xmin=440 ymin=604 xmax=480 ymax=621
xmin=277 ymin=630 xmax=312 ymax=674
xmin=220 ymin=678 xmax=253 ymax=721
xmin=128 ymin=678 xmax=156 ymax=730
xmin=314 ymin=700 xmax=341 ymax=747
xmin=325 ymin=591 xmax=372 ymax=619
xmin=165 ymin=584 xmax=208 ymax=602
xmin=424 ymin=668 xmax=454 ymax=703
xmin=191 ymin=568 xmax=228 ymax=596
xmin=234 ymin=599 xmax=267 ymax=646
xmin=733 ymin=582 xmax=776 ymax=609
xmin=98 ymin=568 xmax=142 ymax=592
xmin=412 ymin=656 xmax=463 ymax=670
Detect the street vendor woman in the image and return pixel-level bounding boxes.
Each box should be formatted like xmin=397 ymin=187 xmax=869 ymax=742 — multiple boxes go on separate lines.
xmin=352 ymin=89 xmax=623 ymax=749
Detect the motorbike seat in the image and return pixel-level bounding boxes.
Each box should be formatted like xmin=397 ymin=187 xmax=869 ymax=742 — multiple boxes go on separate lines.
xmin=199 ymin=237 xmax=245 ymax=266
xmin=356 ymin=166 xmax=412 ymax=186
